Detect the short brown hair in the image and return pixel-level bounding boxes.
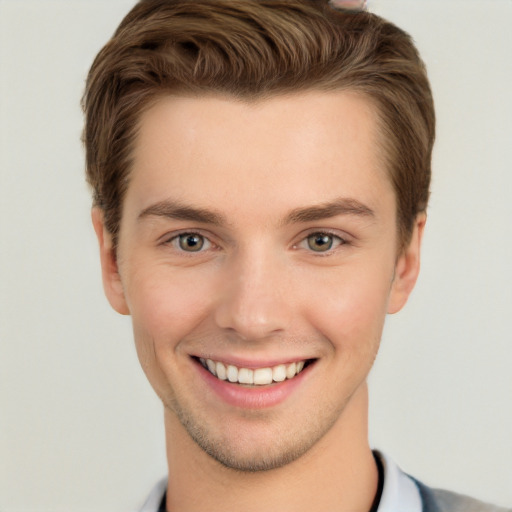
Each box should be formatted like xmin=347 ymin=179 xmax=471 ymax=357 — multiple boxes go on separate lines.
xmin=82 ymin=0 xmax=435 ymax=248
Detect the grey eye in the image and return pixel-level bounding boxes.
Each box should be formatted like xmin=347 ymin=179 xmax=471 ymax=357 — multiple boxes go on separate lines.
xmin=307 ymin=233 xmax=335 ymax=252
xmin=178 ymin=233 xmax=206 ymax=252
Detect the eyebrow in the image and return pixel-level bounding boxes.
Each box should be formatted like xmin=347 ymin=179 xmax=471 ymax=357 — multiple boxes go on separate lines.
xmin=137 ymin=196 xmax=375 ymax=226
xmin=283 ymin=197 xmax=375 ymax=225
xmin=138 ymin=200 xmax=227 ymax=226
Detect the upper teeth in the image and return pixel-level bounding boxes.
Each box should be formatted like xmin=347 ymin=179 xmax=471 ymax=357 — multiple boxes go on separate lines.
xmin=199 ymin=358 xmax=306 ymax=385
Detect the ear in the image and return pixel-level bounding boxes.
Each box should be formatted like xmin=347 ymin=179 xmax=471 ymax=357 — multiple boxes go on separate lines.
xmin=387 ymin=213 xmax=426 ymax=314
xmin=91 ymin=208 xmax=130 ymax=315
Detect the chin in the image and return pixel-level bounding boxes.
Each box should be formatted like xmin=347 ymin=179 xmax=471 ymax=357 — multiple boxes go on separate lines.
xmin=189 ymin=429 xmax=315 ymax=473
xmin=168 ymin=395 xmax=342 ymax=474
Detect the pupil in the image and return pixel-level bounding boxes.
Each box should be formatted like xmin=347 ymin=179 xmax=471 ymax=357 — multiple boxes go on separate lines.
xmin=179 ymin=234 xmax=204 ymax=251
xmin=309 ymin=234 xmax=332 ymax=252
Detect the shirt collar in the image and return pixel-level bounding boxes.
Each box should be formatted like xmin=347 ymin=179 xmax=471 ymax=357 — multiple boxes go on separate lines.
xmin=139 ymin=477 xmax=167 ymax=512
xmin=374 ymin=451 xmax=423 ymax=512
xmin=140 ymin=451 xmax=422 ymax=512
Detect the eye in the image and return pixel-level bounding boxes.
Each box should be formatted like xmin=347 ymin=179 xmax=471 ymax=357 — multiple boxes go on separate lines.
xmin=174 ymin=233 xmax=211 ymax=252
xmin=303 ymin=232 xmax=345 ymax=253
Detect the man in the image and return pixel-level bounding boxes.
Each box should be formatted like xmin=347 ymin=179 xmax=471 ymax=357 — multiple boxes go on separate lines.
xmin=82 ymin=1 xmax=508 ymax=511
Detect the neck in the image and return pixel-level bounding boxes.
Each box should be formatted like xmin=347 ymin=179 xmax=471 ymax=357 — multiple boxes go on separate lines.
xmin=164 ymin=383 xmax=377 ymax=512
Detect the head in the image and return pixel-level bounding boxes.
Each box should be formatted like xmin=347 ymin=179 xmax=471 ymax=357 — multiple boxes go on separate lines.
xmin=83 ymin=0 xmax=434 ymax=253
xmin=84 ymin=0 xmax=435 ymax=473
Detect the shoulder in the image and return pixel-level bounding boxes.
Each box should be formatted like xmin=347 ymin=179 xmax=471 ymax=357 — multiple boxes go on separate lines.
xmin=412 ymin=477 xmax=511 ymax=512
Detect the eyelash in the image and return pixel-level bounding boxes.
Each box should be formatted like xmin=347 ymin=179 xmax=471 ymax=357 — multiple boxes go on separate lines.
xmin=163 ymin=230 xmax=349 ymax=256
xmin=294 ymin=230 xmax=349 ymax=255
xmin=163 ymin=231 xmax=215 ymax=253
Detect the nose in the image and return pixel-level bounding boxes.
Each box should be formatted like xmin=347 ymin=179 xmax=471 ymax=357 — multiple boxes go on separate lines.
xmin=214 ymin=248 xmax=292 ymax=341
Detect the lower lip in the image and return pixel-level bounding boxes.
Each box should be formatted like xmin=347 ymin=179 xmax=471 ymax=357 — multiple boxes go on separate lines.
xmin=195 ymin=359 xmax=312 ymax=409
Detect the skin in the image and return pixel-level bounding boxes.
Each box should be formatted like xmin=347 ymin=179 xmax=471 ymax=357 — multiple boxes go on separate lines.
xmin=93 ymin=91 xmax=424 ymax=512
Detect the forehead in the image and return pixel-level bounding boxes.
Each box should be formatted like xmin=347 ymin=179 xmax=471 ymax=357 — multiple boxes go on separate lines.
xmin=125 ymin=90 xmax=394 ymax=225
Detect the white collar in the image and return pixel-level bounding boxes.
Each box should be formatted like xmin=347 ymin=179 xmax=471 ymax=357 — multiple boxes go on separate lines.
xmin=375 ymin=451 xmax=422 ymax=512
xmin=140 ymin=452 xmax=422 ymax=512
xmin=139 ymin=477 xmax=166 ymax=512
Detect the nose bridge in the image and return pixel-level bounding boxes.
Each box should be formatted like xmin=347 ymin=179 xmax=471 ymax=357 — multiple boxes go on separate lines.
xmin=214 ymin=242 xmax=291 ymax=340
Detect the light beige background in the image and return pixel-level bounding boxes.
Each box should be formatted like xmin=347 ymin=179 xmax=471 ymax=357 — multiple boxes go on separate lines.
xmin=1 ymin=1 xmax=511 ymax=511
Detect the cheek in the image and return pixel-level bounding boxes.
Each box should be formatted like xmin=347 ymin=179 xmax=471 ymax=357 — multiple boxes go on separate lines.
xmin=123 ymin=264 xmax=216 ymax=358
xmin=123 ymin=265 xmax=218 ymax=399
xmin=300 ymin=263 xmax=392 ymax=350
xmin=127 ymin=262 xmax=212 ymax=325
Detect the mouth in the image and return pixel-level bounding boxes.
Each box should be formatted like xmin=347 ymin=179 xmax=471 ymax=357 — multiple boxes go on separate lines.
xmin=194 ymin=357 xmax=315 ymax=386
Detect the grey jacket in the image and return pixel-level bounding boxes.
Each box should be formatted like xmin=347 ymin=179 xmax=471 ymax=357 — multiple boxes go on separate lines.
xmin=414 ymin=479 xmax=511 ymax=512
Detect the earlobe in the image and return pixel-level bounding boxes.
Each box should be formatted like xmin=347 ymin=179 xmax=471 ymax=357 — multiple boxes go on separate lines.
xmin=91 ymin=208 xmax=130 ymax=315
xmin=387 ymin=213 xmax=426 ymax=314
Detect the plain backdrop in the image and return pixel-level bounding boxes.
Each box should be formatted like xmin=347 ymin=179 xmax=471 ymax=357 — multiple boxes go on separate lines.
xmin=1 ymin=1 xmax=511 ymax=511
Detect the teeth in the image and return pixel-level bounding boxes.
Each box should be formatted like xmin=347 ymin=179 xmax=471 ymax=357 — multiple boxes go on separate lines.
xmin=238 ymin=368 xmax=254 ymax=385
xmin=206 ymin=359 xmax=216 ymax=376
xmin=227 ymin=364 xmax=238 ymax=383
xmin=216 ymin=361 xmax=227 ymax=380
xmin=253 ymin=367 xmax=273 ymax=385
xmin=200 ymin=358 xmax=309 ymax=385
xmin=272 ymin=364 xmax=286 ymax=382
xmin=286 ymin=362 xmax=297 ymax=379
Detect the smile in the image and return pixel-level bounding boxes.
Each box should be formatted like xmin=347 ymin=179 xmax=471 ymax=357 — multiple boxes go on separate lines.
xmin=198 ymin=357 xmax=309 ymax=386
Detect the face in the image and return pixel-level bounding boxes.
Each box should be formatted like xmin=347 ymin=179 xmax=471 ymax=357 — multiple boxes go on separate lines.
xmin=94 ymin=91 xmax=423 ymax=472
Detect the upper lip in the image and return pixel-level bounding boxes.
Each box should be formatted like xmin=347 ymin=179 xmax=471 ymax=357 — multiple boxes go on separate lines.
xmin=192 ymin=354 xmax=315 ymax=369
